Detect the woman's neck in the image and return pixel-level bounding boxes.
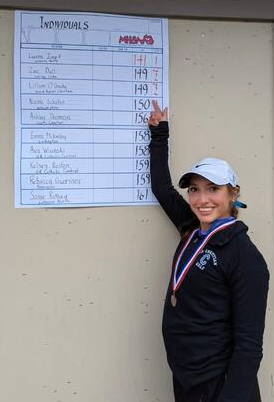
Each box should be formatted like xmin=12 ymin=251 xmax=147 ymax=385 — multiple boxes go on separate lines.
xmin=199 ymin=216 xmax=234 ymax=234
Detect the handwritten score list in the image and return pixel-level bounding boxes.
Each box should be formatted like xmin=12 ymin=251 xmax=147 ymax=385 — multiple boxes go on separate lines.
xmin=14 ymin=11 xmax=168 ymax=207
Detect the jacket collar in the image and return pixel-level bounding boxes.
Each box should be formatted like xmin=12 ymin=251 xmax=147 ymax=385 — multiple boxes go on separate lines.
xmin=207 ymin=220 xmax=248 ymax=246
xmin=199 ymin=216 xmax=235 ymax=236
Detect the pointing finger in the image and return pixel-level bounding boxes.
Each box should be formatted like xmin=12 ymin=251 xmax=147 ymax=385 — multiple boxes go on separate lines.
xmin=151 ymin=99 xmax=161 ymax=113
xmin=162 ymin=107 xmax=168 ymax=120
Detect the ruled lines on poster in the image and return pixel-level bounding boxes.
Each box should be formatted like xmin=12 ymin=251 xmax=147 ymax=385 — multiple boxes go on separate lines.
xmin=14 ymin=11 xmax=168 ymax=207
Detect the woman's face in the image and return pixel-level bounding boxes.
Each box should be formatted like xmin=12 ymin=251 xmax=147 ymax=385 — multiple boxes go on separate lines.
xmin=187 ymin=175 xmax=234 ymax=230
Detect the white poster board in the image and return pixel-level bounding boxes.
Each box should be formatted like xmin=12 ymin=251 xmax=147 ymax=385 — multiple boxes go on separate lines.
xmin=14 ymin=11 xmax=168 ymax=208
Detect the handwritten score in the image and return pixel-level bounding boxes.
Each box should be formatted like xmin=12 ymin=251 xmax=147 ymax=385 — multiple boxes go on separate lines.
xmin=14 ymin=11 xmax=168 ymax=207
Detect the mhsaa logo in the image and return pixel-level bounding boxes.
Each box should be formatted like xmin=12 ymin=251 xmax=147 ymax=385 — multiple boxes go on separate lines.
xmin=119 ymin=34 xmax=154 ymax=45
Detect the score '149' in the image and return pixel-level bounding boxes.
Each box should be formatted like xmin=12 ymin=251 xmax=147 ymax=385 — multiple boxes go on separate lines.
xmin=134 ymin=68 xmax=148 ymax=80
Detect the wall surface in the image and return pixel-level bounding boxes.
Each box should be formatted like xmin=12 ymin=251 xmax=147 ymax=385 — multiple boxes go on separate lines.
xmin=0 ymin=9 xmax=273 ymax=402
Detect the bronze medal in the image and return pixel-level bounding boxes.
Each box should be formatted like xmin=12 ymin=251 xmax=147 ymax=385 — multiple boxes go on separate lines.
xmin=171 ymin=292 xmax=177 ymax=307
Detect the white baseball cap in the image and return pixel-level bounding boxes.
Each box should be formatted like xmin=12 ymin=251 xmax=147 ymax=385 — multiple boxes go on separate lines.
xmin=179 ymin=157 xmax=238 ymax=188
xmin=178 ymin=157 xmax=247 ymax=208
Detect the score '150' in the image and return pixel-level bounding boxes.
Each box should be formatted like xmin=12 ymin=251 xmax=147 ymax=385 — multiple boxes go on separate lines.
xmin=134 ymin=98 xmax=151 ymax=111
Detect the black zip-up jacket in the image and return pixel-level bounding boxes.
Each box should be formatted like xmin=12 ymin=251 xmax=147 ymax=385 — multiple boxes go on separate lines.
xmin=149 ymin=121 xmax=269 ymax=402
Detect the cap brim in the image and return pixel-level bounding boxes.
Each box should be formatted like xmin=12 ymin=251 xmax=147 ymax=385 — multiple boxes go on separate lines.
xmin=178 ymin=173 xmax=193 ymax=188
xmin=179 ymin=172 xmax=230 ymax=188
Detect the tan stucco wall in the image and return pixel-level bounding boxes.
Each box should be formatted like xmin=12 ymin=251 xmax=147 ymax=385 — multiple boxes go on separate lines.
xmin=0 ymin=10 xmax=273 ymax=401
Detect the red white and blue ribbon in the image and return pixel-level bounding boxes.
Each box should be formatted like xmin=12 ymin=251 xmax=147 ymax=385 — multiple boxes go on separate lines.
xmin=172 ymin=219 xmax=236 ymax=293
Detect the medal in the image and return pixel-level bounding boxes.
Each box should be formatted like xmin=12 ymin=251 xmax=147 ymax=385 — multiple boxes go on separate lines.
xmin=170 ymin=219 xmax=236 ymax=307
xmin=171 ymin=292 xmax=177 ymax=307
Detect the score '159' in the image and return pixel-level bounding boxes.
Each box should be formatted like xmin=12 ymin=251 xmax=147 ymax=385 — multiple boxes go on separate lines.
xmin=136 ymin=173 xmax=151 ymax=186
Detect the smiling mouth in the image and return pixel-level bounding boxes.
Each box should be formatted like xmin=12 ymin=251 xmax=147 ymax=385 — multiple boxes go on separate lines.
xmin=198 ymin=207 xmax=214 ymax=212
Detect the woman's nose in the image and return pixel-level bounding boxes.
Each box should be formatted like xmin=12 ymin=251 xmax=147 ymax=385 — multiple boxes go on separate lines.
xmin=197 ymin=191 xmax=209 ymax=204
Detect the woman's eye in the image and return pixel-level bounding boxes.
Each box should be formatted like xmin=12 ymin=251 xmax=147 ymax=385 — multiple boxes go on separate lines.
xmin=188 ymin=186 xmax=197 ymax=193
xmin=209 ymin=186 xmax=219 ymax=192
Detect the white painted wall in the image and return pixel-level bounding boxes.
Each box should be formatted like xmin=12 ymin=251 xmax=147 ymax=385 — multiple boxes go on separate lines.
xmin=0 ymin=10 xmax=273 ymax=401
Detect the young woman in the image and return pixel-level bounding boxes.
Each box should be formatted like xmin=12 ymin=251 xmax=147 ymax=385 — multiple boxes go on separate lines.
xmin=148 ymin=101 xmax=269 ymax=402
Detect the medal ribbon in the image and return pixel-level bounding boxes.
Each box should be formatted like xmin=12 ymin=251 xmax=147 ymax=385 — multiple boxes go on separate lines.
xmin=172 ymin=219 xmax=236 ymax=293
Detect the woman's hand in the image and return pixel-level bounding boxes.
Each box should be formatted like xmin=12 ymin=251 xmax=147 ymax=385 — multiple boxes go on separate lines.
xmin=148 ymin=100 xmax=168 ymax=126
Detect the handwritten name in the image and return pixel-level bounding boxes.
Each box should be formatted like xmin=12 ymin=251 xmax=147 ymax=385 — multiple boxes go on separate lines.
xmin=30 ymin=191 xmax=70 ymax=204
xmin=30 ymin=176 xmax=81 ymax=189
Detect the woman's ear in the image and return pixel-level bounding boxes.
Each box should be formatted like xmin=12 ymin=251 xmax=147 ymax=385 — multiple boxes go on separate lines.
xmin=233 ymin=186 xmax=240 ymax=202
xmin=230 ymin=185 xmax=240 ymax=202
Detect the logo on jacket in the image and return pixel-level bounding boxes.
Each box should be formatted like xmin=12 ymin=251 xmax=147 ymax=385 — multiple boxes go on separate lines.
xmin=196 ymin=249 xmax=217 ymax=270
